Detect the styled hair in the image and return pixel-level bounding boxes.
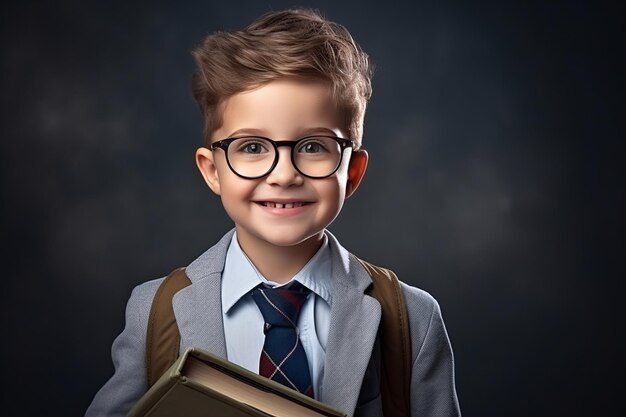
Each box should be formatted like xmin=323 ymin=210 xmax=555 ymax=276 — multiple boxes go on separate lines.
xmin=191 ymin=8 xmax=373 ymax=148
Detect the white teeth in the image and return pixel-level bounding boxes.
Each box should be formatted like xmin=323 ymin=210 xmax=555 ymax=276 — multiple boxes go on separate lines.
xmin=261 ymin=202 xmax=306 ymax=208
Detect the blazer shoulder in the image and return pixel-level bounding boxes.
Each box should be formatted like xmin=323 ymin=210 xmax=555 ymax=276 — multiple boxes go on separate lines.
xmin=131 ymin=276 xmax=166 ymax=301
xmin=399 ymin=281 xmax=439 ymax=317
xmin=115 ymin=275 xmax=170 ymax=338
xmin=397 ymin=280 xmax=446 ymax=364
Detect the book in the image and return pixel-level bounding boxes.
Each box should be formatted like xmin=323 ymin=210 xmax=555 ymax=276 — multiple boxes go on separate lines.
xmin=126 ymin=347 xmax=347 ymax=417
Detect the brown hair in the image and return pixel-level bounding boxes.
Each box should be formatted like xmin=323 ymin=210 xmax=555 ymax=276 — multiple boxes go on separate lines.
xmin=191 ymin=8 xmax=373 ymax=148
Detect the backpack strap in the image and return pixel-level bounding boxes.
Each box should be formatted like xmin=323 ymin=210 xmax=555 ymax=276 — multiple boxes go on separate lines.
xmin=145 ymin=267 xmax=191 ymax=387
xmin=146 ymin=261 xmax=411 ymax=417
xmin=358 ymin=258 xmax=412 ymax=417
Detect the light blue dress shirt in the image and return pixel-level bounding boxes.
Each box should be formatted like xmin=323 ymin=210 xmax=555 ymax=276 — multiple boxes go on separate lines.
xmin=221 ymin=232 xmax=332 ymax=399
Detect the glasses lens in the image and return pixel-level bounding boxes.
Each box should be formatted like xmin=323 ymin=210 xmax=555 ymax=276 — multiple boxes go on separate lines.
xmin=227 ymin=137 xmax=275 ymax=178
xmin=293 ymin=136 xmax=343 ymax=177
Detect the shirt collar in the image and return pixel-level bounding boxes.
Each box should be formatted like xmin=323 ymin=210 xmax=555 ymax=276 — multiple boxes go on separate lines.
xmin=221 ymin=232 xmax=332 ymax=315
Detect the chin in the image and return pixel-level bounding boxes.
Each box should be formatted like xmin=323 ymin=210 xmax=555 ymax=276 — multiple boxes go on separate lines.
xmin=263 ymin=235 xmax=314 ymax=248
xmin=256 ymin=229 xmax=322 ymax=248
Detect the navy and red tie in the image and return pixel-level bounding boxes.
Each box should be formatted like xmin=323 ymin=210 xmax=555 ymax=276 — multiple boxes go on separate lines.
xmin=251 ymin=282 xmax=314 ymax=398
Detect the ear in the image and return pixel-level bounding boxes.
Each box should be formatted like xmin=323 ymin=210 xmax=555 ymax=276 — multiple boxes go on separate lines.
xmin=345 ymin=149 xmax=368 ymax=198
xmin=195 ymin=147 xmax=222 ymax=195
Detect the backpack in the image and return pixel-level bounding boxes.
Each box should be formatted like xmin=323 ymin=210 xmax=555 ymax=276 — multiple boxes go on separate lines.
xmin=145 ymin=258 xmax=411 ymax=417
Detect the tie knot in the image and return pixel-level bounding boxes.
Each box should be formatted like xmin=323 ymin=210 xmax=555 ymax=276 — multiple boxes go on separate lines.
xmin=251 ymin=282 xmax=311 ymax=327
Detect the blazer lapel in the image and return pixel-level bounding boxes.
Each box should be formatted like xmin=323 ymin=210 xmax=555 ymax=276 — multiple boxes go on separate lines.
xmin=320 ymin=232 xmax=381 ymax=415
xmin=172 ymin=229 xmax=235 ymax=359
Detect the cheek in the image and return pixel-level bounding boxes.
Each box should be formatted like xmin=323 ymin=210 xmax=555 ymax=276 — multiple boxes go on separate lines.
xmin=317 ymin=178 xmax=347 ymax=211
xmin=219 ymin=188 xmax=252 ymax=225
xmin=218 ymin=176 xmax=255 ymax=209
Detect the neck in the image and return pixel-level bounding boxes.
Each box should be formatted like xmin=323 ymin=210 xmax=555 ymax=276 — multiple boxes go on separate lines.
xmin=236 ymin=230 xmax=324 ymax=284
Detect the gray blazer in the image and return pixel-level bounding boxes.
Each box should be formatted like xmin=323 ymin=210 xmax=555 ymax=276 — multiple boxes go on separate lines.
xmin=86 ymin=230 xmax=461 ymax=417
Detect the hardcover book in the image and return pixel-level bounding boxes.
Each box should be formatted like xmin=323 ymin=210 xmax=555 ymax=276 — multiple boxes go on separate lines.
xmin=126 ymin=347 xmax=347 ymax=417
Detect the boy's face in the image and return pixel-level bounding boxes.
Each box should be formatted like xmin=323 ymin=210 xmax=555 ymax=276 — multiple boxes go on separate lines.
xmin=195 ymin=79 xmax=368 ymax=250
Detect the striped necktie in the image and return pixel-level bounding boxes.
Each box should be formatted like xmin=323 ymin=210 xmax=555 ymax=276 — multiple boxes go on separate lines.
xmin=251 ymin=282 xmax=314 ymax=397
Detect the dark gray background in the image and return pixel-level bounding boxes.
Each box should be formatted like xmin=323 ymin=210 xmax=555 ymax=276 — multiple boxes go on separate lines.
xmin=1 ymin=0 xmax=623 ymax=416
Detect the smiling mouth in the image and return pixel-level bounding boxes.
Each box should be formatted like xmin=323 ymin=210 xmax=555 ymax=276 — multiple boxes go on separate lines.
xmin=256 ymin=201 xmax=310 ymax=209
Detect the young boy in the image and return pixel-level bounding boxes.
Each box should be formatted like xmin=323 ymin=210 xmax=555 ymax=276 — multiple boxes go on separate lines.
xmin=86 ymin=8 xmax=460 ymax=417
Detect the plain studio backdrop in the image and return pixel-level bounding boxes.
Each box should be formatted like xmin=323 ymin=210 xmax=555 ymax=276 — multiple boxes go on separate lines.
xmin=1 ymin=1 xmax=623 ymax=416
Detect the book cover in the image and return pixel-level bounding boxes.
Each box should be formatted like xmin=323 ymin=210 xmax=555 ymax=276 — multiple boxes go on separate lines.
xmin=126 ymin=347 xmax=347 ymax=417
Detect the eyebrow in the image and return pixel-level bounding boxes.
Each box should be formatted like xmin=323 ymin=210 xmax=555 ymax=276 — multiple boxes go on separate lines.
xmin=227 ymin=127 xmax=341 ymax=138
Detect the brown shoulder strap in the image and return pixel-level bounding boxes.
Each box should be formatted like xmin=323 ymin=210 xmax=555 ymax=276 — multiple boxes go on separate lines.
xmin=358 ymin=258 xmax=412 ymax=417
xmin=146 ymin=267 xmax=191 ymax=387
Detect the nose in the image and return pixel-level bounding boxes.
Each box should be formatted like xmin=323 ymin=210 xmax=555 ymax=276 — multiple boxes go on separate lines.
xmin=265 ymin=147 xmax=304 ymax=187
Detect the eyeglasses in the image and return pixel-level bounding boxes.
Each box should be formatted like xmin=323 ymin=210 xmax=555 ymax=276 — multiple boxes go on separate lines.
xmin=208 ymin=135 xmax=354 ymax=179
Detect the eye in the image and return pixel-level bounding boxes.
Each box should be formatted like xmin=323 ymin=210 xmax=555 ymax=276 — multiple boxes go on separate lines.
xmin=243 ymin=143 xmax=263 ymax=154
xmin=234 ymin=138 xmax=270 ymax=154
xmin=298 ymin=139 xmax=329 ymax=154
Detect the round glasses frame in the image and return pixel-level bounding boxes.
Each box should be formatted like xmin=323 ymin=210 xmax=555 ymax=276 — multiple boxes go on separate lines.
xmin=208 ymin=135 xmax=355 ymax=179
